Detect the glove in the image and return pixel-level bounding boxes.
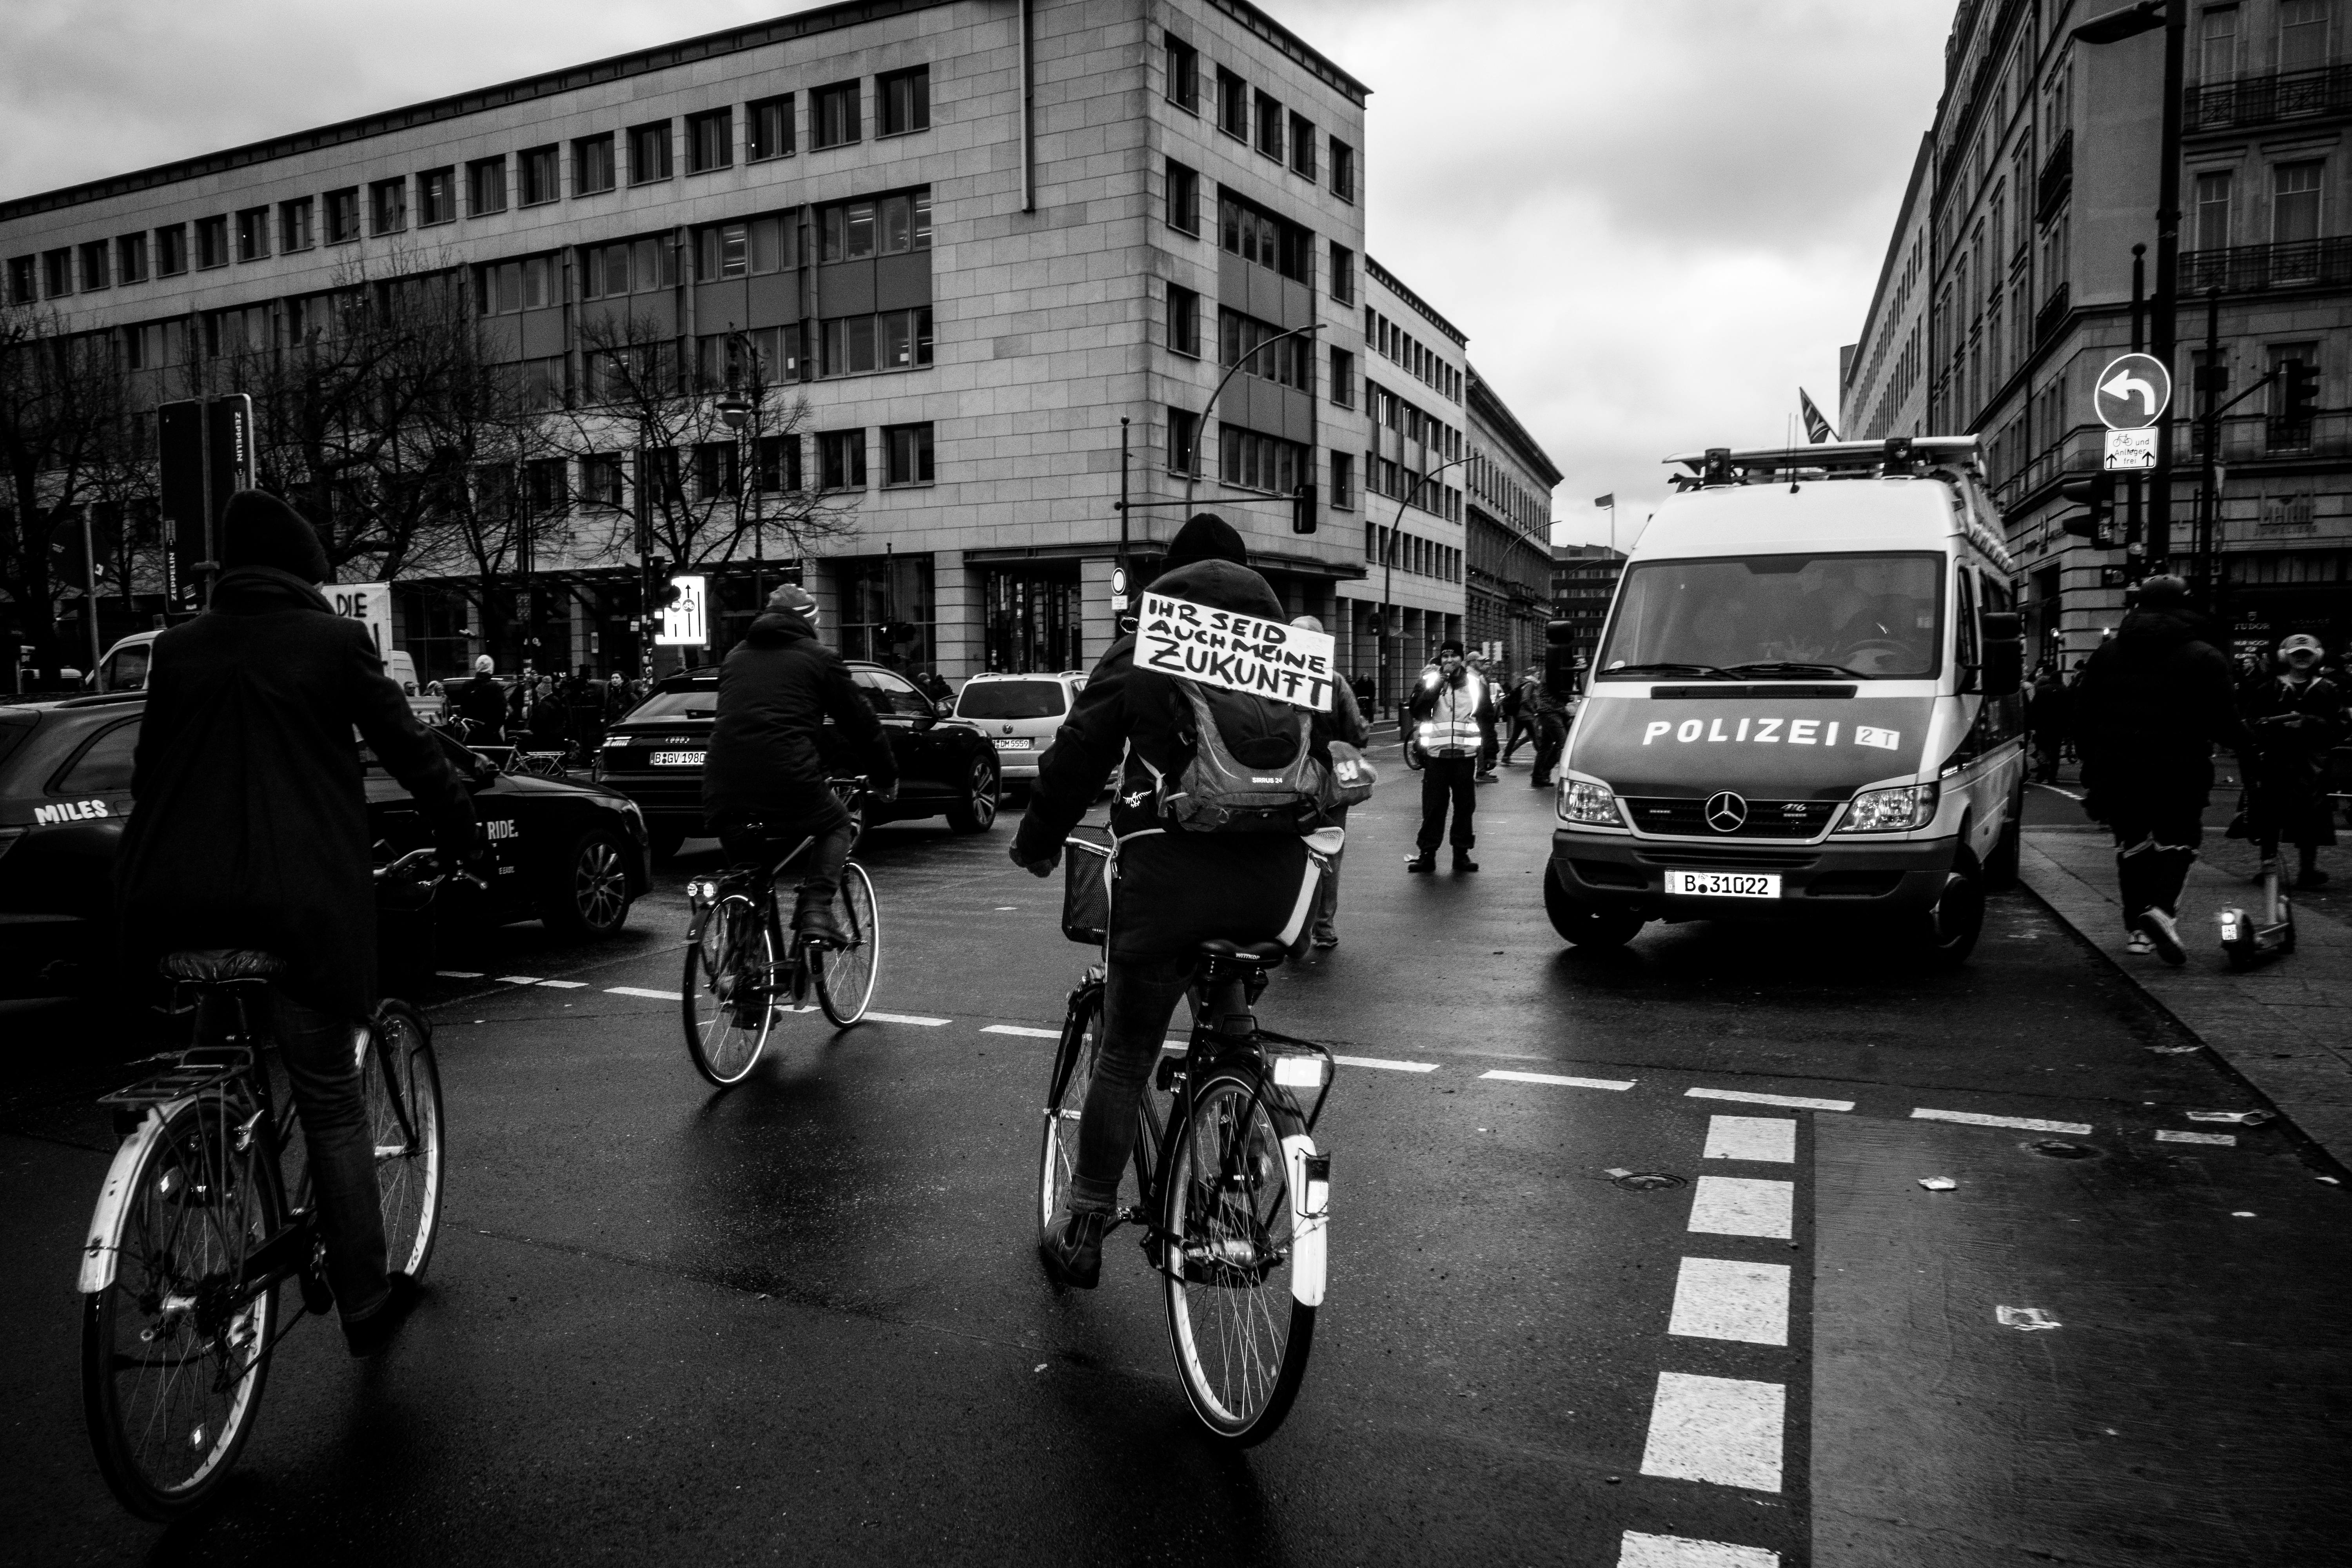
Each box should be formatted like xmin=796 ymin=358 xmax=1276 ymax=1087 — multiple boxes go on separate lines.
xmin=1010 ymin=840 xmax=1060 ymax=878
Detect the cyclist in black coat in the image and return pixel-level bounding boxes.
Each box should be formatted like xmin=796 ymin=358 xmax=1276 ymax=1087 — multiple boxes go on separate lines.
xmin=452 ymin=657 xmax=507 ymax=743
xmin=702 ymin=584 xmax=898 ymax=943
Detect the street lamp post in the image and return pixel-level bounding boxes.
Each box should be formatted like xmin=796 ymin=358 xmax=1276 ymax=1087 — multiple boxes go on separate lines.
xmin=1181 ymin=320 xmax=1322 ymax=515
xmin=1380 ymin=455 xmax=1470 ymax=717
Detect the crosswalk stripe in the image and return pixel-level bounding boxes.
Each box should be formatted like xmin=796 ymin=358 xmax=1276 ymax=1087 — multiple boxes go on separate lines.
xmin=1702 ymin=1115 xmax=1795 ymax=1163
xmin=494 ymin=975 xmax=543 ymax=985
xmin=981 ymin=1025 xmax=1062 ymax=1039
xmin=2155 ymin=1129 xmax=2236 ymax=1145
xmin=606 ymin=986 xmax=684 ymax=1001
xmin=434 ymin=970 xmax=485 ymax=979
xmin=1667 ymin=1258 xmax=1790 ymax=1347
xmin=1911 ymin=1108 xmax=2092 ymax=1135
xmin=1638 ymin=1371 xmax=1784 ymax=1492
xmin=1686 ymin=1087 xmax=1853 ymax=1112
xmin=864 ymin=1011 xmax=951 ymax=1027
xmin=1481 ymin=1069 xmax=1635 ymax=1090
xmin=1687 ymin=1176 xmax=1794 ymax=1240
xmin=537 ymin=980 xmax=588 ymax=989
xmin=1619 ymin=1530 xmax=1779 ymax=1567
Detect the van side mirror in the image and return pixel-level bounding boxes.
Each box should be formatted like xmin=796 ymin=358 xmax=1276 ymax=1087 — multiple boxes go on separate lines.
xmin=1981 ymin=637 xmax=2025 ymax=699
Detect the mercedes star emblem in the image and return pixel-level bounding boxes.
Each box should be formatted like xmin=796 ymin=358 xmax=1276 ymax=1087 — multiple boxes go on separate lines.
xmin=1704 ymin=791 xmax=1749 ymax=833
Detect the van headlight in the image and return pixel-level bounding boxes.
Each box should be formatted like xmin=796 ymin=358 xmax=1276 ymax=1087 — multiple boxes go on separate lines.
xmin=1559 ymin=779 xmax=1621 ymax=827
xmin=1835 ymin=783 xmax=1939 ymax=833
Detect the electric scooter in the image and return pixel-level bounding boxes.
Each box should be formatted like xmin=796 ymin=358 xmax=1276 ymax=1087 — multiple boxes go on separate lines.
xmin=2220 ymin=725 xmax=2297 ymax=969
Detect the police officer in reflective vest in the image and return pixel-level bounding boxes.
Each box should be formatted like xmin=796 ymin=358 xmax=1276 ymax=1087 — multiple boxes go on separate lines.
xmin=1405 ymin=638 xmax=1497 ymax=873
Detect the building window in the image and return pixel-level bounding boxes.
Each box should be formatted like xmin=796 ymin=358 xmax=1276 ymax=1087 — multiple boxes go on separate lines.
xmin=1329 ymin=346 xmax=1355 ymax=407
xmin=1329 ymin=242 xmax=1355 ymax=304
xmin=1165 ymin=33 xmax=1199 ymax=112
xmin=279 ymin=196 xmax=314 ymax=252
xmin=77 ymin=240 xmax=109 ymax=291
xmin=818 ymin=430 xmax=867 ymax=490
xmin=1288 ymin=113 xmax=1317 ymax=180
xmin=813 ymin=81 xmax=861 ymax=148
xmin=884 ymin=423 xmax=935 ymax=486
xmin=817 ymin=189 xmax=931 ymax=260
xmin=1166 ymin=158 xmax=1200 ymax=234
xmin=2200 ymin=4 xmax=2239 ymax=83
xmin=2274 ymin=160 xmax=2322 ymax=243
xmin=1330 ymin=137 xmax=1356 ymax=203
xmin=477 ymin=256 xmax=557 ymax=314
xmin=235 ymin=207 xmax=269 ymax=262
xmin=468 ymin=157 xmax=507 ymax=216
xmin=1218 ymin=193 xmax=1308 ymax=283
xmin=156 ymin=224 xmax=187 ymax=275
xmin=5 ymin=256 xmax=32 ymax=304
xmin=821 ymin=307 xmax=933 ymax=375
xmin=196 ymin=215 xmax=229 ymax=268
xmin=116 ymin=233 xmax=147 ymax=285
xmin=1165 ymin=283 xmax=1201 ymax=356
xmin=1217 ymin=69 xmax=1248 ymax=139
xmin=755 ymin=434 xmax=802 ymax=492
xmin=579 ymin=236 xmax=680 ymax=298
xmin=575 ymin=133 xmax=616 ymax=194
xmin=697 ymin=223 xmax=750 ymax=280
xmin=688 ymin=108 xmax=733 ymax=173
xmin=1330 ymin=450 xmax=1355 ymax=510
xmin=628 ymin=122 xmax=671 ymax=184
xmin=1220 ymin=425 xmax=1306 ymax=494
xmin=581 ymin=454 xmax=627 ymax=507
xmin=1168 ymin=407 xmax=1200 ymax=474
xmin=750 ymin=94 xmax=795 ymax=160
xmin=1221 ymin=309 xmax=1308 ymax=388
xmin=325 ymin=189 xmax=359 ymax=243
xmin=1254 ymin=91 xmax=1283 ymax=158
xmin=518 ymin=145 xmax=559 ymax=206
xmin=879 ymin=67 xmax=931 ymax=136
xmin=692 ymin=442 xmax=740 ymax=499
xmin=2194 ymin=169 xmax=2233 ymax=250
xmin=416 ymin=168 xmax=455 ymax=226
xmin=2269 ymin=341 xmax=2320 ymax=448
xmin=2280 ymin=0 xmax=2330 ymax=71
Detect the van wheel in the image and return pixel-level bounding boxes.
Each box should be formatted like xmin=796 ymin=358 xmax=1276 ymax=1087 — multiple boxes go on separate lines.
xmin=1913 ymin=851 xmax=1985 ymax=968
xmin=1544 ymin=862 xmax=1646 ymax=949
xmin=1983 ymin=782 xmax=2025 ymax=891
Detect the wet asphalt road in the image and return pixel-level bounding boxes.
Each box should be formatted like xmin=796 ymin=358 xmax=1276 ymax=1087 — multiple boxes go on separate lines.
xmin=2 ymin=752 xmax=2347 ymax=1567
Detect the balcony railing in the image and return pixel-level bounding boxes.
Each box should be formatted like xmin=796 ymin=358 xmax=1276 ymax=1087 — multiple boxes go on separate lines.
xmin=2186 ymin=62 xmax=2352 ymax=133
xmin=2035 ymin=129 xmax=2073 ymax=222
xmin=2034 ymin=281 xmax=2070 ymax=348
xmin=2180 ymin=236 xmax=2352 ymax=295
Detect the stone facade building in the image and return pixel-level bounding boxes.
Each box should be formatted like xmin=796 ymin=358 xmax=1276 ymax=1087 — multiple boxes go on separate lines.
xmin=1549 ymin=542 xmax=1625 ymax=670
xmin=1464 ymin=365 xmax=1559 ymax=673
xmin=1840 ymin=135 xmax=1933 ymax=443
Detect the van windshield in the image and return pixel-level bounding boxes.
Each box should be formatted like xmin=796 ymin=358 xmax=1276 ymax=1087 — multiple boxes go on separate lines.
xmin=1597 ymin=552 xmax=1944 ymax=679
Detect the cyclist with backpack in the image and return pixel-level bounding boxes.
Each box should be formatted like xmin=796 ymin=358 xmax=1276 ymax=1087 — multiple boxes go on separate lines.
xmin=1013 ymin=514 xmax=1356 ymax=1288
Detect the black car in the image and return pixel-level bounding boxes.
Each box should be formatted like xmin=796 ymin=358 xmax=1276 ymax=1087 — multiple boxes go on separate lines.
xmin=594 ymin=662 xmax=1002 ymax=858
xmin=0 ymin=692 xmax=650 ymax=993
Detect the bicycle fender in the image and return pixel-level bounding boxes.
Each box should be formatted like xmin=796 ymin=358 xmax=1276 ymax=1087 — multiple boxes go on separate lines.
xmin=79 ymin=1103 xmax=178 ymax=1294
xmin=1283 ymin=1133 xmax=1328 ymax=1308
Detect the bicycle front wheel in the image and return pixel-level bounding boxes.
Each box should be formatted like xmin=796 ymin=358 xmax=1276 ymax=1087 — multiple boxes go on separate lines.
xmin=813 ymin=862 xmax=880 ymax=1026
xmin=367 ymin=1002 xmax=445 ymax=1281
xmin=82 ymin=1096 xmax=281 ymax=1520
xmin=1161 ymin=1068 xmax=1318 ymax=1445
xmin=1037 ymin=986 xmax=1104 ymax=1239
xmin=682 ymin=895 xmax=775 ymax=1086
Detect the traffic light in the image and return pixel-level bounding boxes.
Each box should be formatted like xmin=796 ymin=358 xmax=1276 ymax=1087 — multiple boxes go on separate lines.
xmin=2058 ymin=472 xmax=2114 ymax=539
xmin=2281 ymin=357 xmax=2321 ymax=422
xmin=1289 ymin=483 xmax=1318 ymax=535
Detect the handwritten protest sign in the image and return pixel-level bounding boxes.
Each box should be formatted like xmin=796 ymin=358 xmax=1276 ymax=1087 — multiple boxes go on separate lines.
xmin=1137 ymin=591 xmax=1336 ymax=711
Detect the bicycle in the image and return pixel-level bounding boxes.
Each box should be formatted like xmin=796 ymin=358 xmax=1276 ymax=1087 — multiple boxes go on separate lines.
xmin=1036 ymin=831 xmax=1338 ymax=1445
xmin=77 ymin=849 xmax=461 ymax=1519
xmin=680 ymin=779 xmax=881 ymax=1086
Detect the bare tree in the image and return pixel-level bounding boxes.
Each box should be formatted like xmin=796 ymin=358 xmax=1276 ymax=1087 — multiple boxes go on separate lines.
xmin=0 ymin=302 xmax=133 ymax=684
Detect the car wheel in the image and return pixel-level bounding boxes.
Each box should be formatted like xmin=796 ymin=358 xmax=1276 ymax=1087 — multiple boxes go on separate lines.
xmin=541 ymin=828 xmax=634 ymax=938
xmin=1543 ymin=861 xmax=1646 ymax=948
xmin=945 ymin=753 xmax=1000 ymax=833
xmin=648 ymin=821 xmax=687 ymax=862
xmin=1912 ymin=849 xmax=1985 ymax=969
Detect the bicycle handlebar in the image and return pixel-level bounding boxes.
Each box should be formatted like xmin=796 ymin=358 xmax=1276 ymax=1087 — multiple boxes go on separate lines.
xmin=374 ymin=848 xmax=489 ymax=894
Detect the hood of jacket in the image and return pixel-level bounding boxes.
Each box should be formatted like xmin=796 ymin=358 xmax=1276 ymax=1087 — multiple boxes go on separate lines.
xmin=2113 ymin=605 xmax=2214 ymax=655
xmin=743 ymin=608 xmax=817 ymax=646
xmin=209 ymin=564 xmax=334 ymax=617
xmin=1149 ymin=558 xmax=1284 ymax=620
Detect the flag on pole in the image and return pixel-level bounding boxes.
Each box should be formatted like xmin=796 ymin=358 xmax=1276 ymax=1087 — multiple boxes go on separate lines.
xmin=1593 ymin=494 xmax=1615 ymax=508
xmin=1798 ymin=388 xmax=1838 ymax=444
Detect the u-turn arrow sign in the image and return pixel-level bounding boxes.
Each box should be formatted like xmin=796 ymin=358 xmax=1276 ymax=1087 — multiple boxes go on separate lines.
xmin=2094 ymin=352 xmax=2172 ymax=430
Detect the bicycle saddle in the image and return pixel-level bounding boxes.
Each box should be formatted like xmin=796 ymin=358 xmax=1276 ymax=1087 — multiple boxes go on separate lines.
xmin=159 ymin=949 xmax=288 ymax=984
xmin=1196 ymin=938 xmax=1289 ymax=968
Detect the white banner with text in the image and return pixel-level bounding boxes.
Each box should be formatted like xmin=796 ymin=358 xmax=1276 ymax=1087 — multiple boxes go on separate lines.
xmin=1137 ymin=591 xmax=1335 ymax=711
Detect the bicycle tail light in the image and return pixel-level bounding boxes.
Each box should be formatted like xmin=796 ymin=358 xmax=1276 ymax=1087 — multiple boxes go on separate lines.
xmin=1272 ymin=1054 xmax=1326 ymax=1089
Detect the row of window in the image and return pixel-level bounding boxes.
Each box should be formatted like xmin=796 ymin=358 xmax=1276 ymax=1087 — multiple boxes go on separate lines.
xmin=1365 ymin=452 xmax=1463 ymax=523
xmin=1367 ymin=523 xmax=1462 ymax=584
xmin=556 ymin=423 xmax=937 ymax=505
xmin=4 ymin=68 xmax=932 ymax=305
xmin=1161 ymin=31 xmax=1356 ymax=204
xmin=1160 ymin=283 xmax=1360 ymax=410
xmin=1370 ymin=379 xmax=1464 ymax=464
xmin=1366 ymin=307 xmax=1460 ymax=402
xmin=1468 ymin=452 xmax=1545 ymax=539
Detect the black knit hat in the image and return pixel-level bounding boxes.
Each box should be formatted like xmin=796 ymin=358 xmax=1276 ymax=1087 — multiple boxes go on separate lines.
xmin=1165 ymin=512 xmax=1249 ymax=570
xmin=220 ymin=490 xmax=329 ymax=584
xmin=2137 ymin=574 xmax=2189 ymax=607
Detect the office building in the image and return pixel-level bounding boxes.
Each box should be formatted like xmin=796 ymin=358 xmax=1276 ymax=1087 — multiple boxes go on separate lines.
xmin=1840 ymin=135 xmax=1933 ymax=443
xmin=1464 ymin=364 xmax=1559 ymax=672
xmin=1550 ymin=542 xmax=1625 ymax=667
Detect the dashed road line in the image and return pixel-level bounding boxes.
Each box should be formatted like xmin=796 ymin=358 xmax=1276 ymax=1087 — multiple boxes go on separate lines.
xmin=863 ymin=1011 xmax=952 ymax=1027
xmin=981 ymin=1025 xmax=1061 ymax=1039
xmin=1688 ymin=1176 xmax=1795 ymax=1240
xmin=1332 ymin=1054 xmax=1439 ymax=1073
xmin=494 ymin=975 xmax=544 ymax=985
xmin=1619 ymin=1532 xmax=1779 ymax=1567
xmin=606 ymin=986 xmax=684 ymax=1002
xmin=1911 ymin=1107 xmax=2092 ymax=1135
xmin=2156 ymin=1129 xmax=2237 ymax=1145
xmin=1638 ymin=1371 xmax=1784 ymax=1491
xmin=1686 ymin=1087 xmax=1854 ymax=1112
xmin=1702 ymin=1115 xmax=1796 ymax=1163
xmin=537 ymin=980 xmax=588 ymax=989
xmin=1667 ymin=1258 xmax=1790 ymax=1347
xmin=1480 ymin=1069 xmax=1635 ymax=1090
xmin=435 ymin=970 xmax=485 ymax=979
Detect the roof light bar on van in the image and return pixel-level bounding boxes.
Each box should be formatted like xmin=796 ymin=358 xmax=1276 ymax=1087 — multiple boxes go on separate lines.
xmin=1664 ymin=436 xmax=1982 ymax=480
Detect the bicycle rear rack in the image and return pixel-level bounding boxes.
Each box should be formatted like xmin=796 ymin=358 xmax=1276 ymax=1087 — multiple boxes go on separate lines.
xmin=98 ymin=1047 xmax=256 ymax=1136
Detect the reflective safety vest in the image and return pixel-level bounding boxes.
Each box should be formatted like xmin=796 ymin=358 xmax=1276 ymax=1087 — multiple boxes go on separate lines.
xmin=1416 ymin=671 xmax=1487 ymax=754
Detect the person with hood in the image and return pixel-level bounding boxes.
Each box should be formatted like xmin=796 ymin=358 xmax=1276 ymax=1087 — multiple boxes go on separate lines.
xmin=2238 ymin=632 xmax=2345 ymax=889
xmin=1405 ymin=638 xmax=1498 ymax=873
xmin=701 ymin=584 xmax=898 ymax=945
xmin=114 ymin=490 xmax=476 ymax=1356
xmin=1014 ymin=514 xmax=1342 ymax=1288
xmin=2071 ymin=576 xmax=2250 ymax=964
xmin=453 ymin=653 xmax=507 ymax=743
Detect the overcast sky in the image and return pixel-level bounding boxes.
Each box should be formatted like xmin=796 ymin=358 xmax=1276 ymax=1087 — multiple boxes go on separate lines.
xmin=1 ymin=0 xmax=1951 ymax=548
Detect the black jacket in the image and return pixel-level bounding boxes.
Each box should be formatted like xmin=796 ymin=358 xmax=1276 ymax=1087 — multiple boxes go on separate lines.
xmin=2073 ymin=606 xmax=2249 ymax=816
xmin=703 ymin=610 xmax=897 ymax=823
xmin=115 ymin=566 xmax=476 ymax=1015
xmin=454 ymin=673 xmax=506 ymax=733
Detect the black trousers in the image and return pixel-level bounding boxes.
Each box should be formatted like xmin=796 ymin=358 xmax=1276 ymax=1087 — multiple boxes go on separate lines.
xmin=2108 ymin=801 xmax=2203 ymax=926
xmin=1499 ymin=715 xmax=1535 ymax=762
xmin=1418 ymin=755 xmax=1479 ymax=854
xmin=1530 ymin=715 xmax=1568 ymax=783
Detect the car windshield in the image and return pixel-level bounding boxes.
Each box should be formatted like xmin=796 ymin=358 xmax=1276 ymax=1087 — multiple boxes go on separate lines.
xmin=626 ymin=689 xmax=720 ymax=720
xmin=1597 ymin=552 xmax=1945 ymax=679
xmin=852 ymin=669 xmax=937 ymax=718
xmin=955 ymin=680 xmax=1066 ymax=720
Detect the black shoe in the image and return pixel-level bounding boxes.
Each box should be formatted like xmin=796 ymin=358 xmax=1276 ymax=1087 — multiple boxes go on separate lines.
xmin=1038 ymin=1210 xmax=1107 ymax=1289
xmin=2297 ymin=866 xmax=2331 ymax=890
xmin=792 ymin=890 xmax=845 ymax=947
xmin=1474 ymin=771 xmax=1499 ymax=784
xmin=1405 ymin=854 xmax=1435 ymax=874
xmin=1530 ymin=777 xmax=1553 ymax=789
xmin=1453 ymin=853 xmax=1480 ymax=873
xmin=342 ymin=1271 xmax=421 ymax=1358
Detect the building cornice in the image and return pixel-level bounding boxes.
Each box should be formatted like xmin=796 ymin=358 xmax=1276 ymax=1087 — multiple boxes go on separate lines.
xmin=1206 ymin=0 xmax=1372 ymax=107
xmin=1465 ymin=365 xmax=1563 ymax=488
xmin=1363 ymin=255 xmax=1469 ymax=347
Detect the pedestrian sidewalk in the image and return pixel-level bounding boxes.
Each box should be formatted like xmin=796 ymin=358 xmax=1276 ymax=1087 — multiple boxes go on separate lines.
xmin=2020 ymin=828 xmax=2352 ymax=1166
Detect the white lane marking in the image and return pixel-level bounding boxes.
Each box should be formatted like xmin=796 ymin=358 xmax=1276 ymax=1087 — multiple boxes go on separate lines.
xmin=537 ymin=979 xmax=588 ymax=989
xmin=2156 ymin=1129 xmax=2237 ymax=1146
xmin=1619 ymin=1530 xmax=1780 ymax=1568
xmin=435 ymin=970 xmax=485 ymax=979
xmin=495 ymin=975 xmax=543 ymax=985
xmin=1703 ymin=1116 xmax=1796 ymax=1163
xmin=864 ymin=1012 xmax=952 ymax=1027
xmin=1686 ymin=1087 xmax=1853 ymax=1112
xmin=1481 ymin=1069 xmax=1635 ymax=1091
xmin=1911 ymin=1108 xmax=2092 ymax=1135
xmin=606 ymin=986 xmax=685 ymax=1001
xmin=2034 ymin=782 xmax=2085 ymax=802
xmin=1639 ymin=1371 xmax=1784 ymax=1492
xmin=982 ymin=1025 xmax=1062 ymax=1039
xmin=1667 ymin=1258 xmax=1790 ymax=1346
xmin=1687 ymin=1176 xmax=1794 ymax=1240
xmin=1333 ymin=1054 xmax=1438 ymax=1073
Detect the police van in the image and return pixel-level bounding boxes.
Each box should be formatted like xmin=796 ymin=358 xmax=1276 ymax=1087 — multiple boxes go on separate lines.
xmin=1546 ymin=436 xmax=2027 ymax=966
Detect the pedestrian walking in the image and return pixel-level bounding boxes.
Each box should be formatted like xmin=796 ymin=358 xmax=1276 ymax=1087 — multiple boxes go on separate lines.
xmin=1525 ymin=671 xmax=1570 ymax=788
xmin=1405 ymin=638 xmax=1496 ymax=874
xmin=2026 ymin=661 xmax=2069 ymax=783
xmin=1499 ymin=669 xmax=1538 ymax=766
xmin=1291 ymin=614 xmax=1367 ymax=947
xmin=2071 ymin=576 xmax=2250 ymax=964
xmin=2238 ymin=633 xmax=2345 ymax=890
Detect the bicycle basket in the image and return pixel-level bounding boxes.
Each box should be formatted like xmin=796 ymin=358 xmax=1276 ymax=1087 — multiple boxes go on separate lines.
xmin=1062 ymin=831 xmax=1113 ymax=945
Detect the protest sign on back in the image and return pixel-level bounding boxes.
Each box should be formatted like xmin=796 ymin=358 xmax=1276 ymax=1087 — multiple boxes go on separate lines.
xmin=1136 ymin=591 xmax=1336 ymax=712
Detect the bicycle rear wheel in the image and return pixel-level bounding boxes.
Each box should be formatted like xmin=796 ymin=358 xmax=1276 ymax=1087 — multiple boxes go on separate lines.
xmin=82 ymin=1096 xmax=280 ymax=1520
xmin=366 ymin=1002 xmax=445 ymax=1281
xmin=1037 ymin=986 xmax=1105 ymax=1238
xmin=813 ymin=862 xmax=880 ymax=1026
xmin=1161 ymin=1068 xmax=1317 ymax=1445
xmin=682 ymin=895 xmax=775 ymax=1086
